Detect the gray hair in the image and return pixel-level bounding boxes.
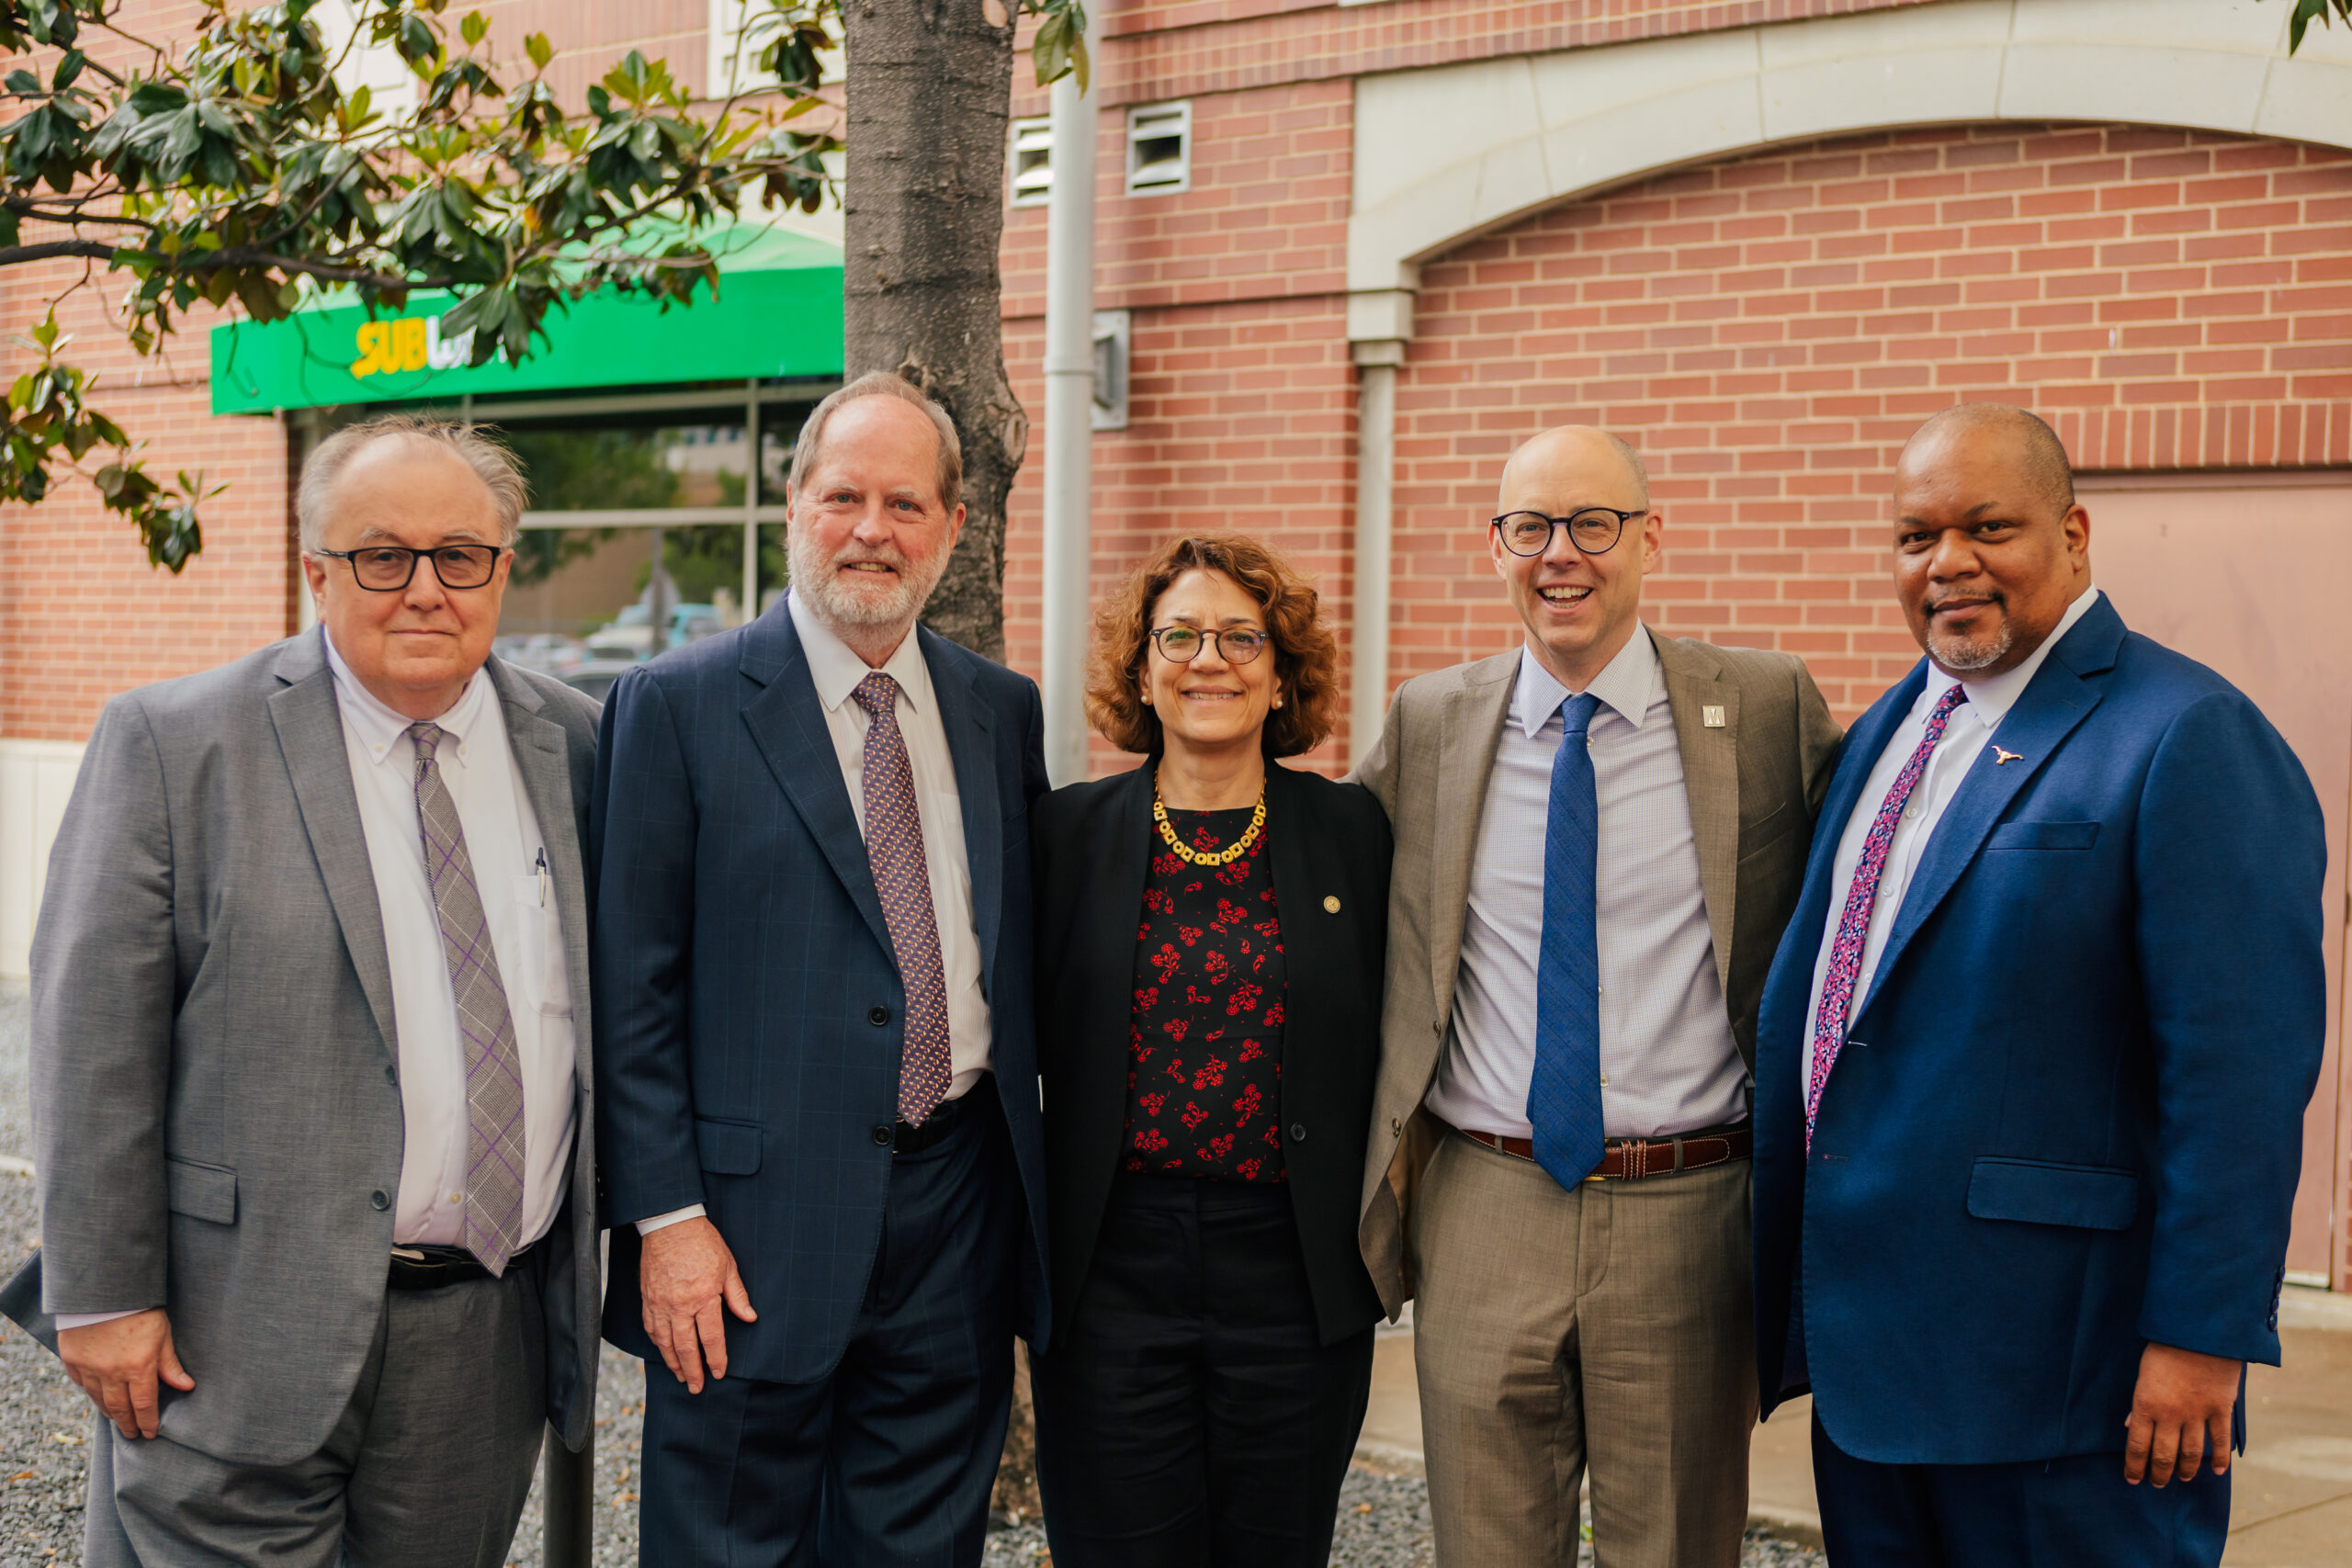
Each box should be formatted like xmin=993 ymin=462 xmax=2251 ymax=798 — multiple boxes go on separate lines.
xmin=296 ymin=413 xmax=528 ymax=551
xmin=787 ymin=371 xmax=963 ymax=511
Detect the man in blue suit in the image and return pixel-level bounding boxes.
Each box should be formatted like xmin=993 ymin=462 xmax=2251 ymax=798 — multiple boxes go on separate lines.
xmin=592 ymin=372 xmax=1050 ymax=1565
xmin=1752 ymin=403 xmax=2325 ymax=1564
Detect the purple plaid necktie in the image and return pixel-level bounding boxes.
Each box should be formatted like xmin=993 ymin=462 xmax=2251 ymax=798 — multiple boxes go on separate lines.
xmin=1804 ymin=682 xmax=1968 ymax=1151
xmin=407 ymin=722 xmax=527 ymax=1275
xmin=850 ymin=673 xmax=953 ymax=1125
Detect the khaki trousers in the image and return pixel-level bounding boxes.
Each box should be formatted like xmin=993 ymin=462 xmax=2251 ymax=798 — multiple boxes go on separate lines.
xmin=1410 ymin=1129 xmax=1756 ymax=1568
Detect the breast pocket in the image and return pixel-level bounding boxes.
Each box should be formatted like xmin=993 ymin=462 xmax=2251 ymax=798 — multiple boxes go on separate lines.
xmin=512 ymin=876 xmax=574 ymax=1019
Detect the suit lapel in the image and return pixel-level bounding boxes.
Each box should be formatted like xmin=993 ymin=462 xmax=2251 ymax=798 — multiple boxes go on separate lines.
xmin=1853 ymin=603 xmax=2121 ymax=1024
xmin=1656 ymin=633 xmax=1741 ymax=994
xmin=738 ymin=612 xmax=896 ymax=962
xmin=265 ymin=632 xmax=399 ymax=1059
xmin=1429 ymin=653 xmax=1517 ymax=1024
xmin=924 ymin=630 xmax=1004 ymax=982
xmin=1080 ymin=768 xmax=1156 ymax=1108
xmin=487 ymin=660 xmax=594 ymax=1063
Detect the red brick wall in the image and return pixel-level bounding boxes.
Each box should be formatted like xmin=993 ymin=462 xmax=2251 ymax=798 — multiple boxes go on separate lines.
xmin=1001 ymin=79 xmax=1357 ymax=771
xmin=1392 ymin=123 xmax=2352 ymax=718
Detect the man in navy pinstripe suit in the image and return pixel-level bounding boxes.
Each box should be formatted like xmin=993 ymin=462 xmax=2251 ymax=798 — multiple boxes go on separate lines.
xmin=592 ymin=372 xmax=1052 ymax=1566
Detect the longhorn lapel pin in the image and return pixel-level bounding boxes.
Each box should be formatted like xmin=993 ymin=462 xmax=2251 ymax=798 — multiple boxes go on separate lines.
xmin=1992 ymin=746 xmax=2023 ymax=766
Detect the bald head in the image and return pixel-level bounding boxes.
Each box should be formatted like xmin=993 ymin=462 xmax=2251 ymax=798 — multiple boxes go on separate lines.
xmin=1498 ymin=425 xmax=1650 ymax=513
xmin=1900 ymin=403 xmax=2074 ymax=520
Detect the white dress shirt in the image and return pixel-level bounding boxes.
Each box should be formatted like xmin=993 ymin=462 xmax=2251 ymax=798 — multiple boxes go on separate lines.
xmin=1799 ymin=586 xmax=2103 ymax=1090
xmin=1427 ymin=627 xmax=1749 ymax=1142
xmin=54 ymin=632 xmax=582 ymax=1328
xmin=323 ymin=630 xmax=580 ymax=1250
xmin=637 ymin=594 xmax=991 ymax=1237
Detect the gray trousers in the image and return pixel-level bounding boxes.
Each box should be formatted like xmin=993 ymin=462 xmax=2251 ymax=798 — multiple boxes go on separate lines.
xmin=1410 ymin=1130 xmax=1757 ymax=1568
xmin=85 ymin=1270 xmax=544 ymax=1568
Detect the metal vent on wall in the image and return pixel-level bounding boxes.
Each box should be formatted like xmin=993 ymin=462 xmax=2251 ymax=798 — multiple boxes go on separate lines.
xmin=1125 ymin=102 xmax=1191 ymax=196
xmin=1010 ymin=117 xmax=1053 ymax=208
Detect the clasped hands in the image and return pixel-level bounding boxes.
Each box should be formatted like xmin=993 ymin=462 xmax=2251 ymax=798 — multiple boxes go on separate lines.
xmin=639 ymin=1216 xmax=758 ymax=1393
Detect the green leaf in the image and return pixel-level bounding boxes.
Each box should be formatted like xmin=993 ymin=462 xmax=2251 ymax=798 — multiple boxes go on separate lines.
xmin=526 ymin=31 xmax=552 ymax=69
xmin=51 ymin=50 xmax=85 ymax=92
xmin=461 ymin=10 xmax=489 ymax=46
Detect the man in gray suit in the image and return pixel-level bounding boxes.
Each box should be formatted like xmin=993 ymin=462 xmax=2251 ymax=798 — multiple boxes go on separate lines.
xmin=1353 ymin=426 xmax=1840 ymax=1568
xmin=1 ymin=415 xmax=602 ymax=1567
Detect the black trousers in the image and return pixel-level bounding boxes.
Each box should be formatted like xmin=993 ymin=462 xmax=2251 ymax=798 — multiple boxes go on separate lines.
xmin=1031 ymin=1174 xmax=1374 ymax=1568
xmin=638 ymin=1081 xmax=1022 ymax=1568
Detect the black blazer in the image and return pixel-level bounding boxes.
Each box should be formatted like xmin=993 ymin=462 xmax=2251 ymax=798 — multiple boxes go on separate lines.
xmin=1033 ymin=761 xmax=1390 ymax=1346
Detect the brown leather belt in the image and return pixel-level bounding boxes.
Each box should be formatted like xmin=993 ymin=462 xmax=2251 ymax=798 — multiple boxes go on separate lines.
xmin=1457 ymin=1125 xmax=1751 ymax=1180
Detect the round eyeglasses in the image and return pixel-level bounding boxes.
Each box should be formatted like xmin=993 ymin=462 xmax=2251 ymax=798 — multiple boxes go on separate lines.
xmin=1490 ymin=508 xmax=1644 ymax=558
xmin=1148 ymin=626 xmax=1269 ymax=664
xmin=312 ymin=544 xmax=510 ymax=592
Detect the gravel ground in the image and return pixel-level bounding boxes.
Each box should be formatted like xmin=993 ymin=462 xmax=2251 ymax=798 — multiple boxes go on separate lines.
xmin=0 ymin=988 xmax=1821 ymax=1567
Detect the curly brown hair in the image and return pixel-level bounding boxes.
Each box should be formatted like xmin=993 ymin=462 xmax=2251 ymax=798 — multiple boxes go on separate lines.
xmin=1086 ymin=534 xmax=1342 ymax=758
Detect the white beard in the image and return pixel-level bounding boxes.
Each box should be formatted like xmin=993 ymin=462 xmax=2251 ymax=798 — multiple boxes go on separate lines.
xmin=787 ymin=525 xmax=944 ymax=635
xmin=1926 ymin=617 xmax=2013 ymax=673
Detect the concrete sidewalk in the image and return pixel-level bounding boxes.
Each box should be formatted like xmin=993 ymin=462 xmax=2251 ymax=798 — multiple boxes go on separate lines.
xmin=1356 ymin=1290 xmax=2352 ymax=1562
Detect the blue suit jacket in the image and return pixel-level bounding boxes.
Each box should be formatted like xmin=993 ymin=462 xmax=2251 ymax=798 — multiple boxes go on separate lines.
xmin=1753 ymin=594 xmax=2325 ymax=1465
xmin=590 ymin=605 xmax=1052 ymax=1381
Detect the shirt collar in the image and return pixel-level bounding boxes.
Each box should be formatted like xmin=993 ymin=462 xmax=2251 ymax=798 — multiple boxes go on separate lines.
xmin=1510 ymin=625 xmax=1661 ymax=739
xmin=1935 ymin=584 xmax=2103 ymax=730
xmin=321 ymin=625 xmax=494 ymax=769
xmin=787 ymin=590 xmax=933 ymax=716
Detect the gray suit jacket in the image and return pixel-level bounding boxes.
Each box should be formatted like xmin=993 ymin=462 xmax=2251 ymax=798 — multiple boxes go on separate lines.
xmin=1351 ymin=630 xmax=1841 ymax=1317
xmin=0 ymin=631 xmax=603 ymax=1466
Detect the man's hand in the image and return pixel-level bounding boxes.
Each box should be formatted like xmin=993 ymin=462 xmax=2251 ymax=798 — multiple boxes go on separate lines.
xmin=639 ymin=1217 xmax=756 ymax=1393
xmin=2125 ymin=1341 xmax=2242 ymax=1487
xmin=58 ymin=1310 xmax=194 ymax=1440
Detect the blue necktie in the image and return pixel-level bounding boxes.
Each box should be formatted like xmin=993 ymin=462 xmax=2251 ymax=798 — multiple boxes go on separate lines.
xmin=1528 ymin=692 xmax=1604 ymax=1190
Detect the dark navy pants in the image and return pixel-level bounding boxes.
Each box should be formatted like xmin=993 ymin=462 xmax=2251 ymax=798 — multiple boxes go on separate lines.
xmin=1811 ymin=1411 xmax=2231 ymax=1568
xmin=638 ymin=1082 xmax=1022 ymax=1568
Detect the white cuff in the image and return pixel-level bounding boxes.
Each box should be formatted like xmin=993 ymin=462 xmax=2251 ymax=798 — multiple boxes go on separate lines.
xmin=635 ymin=1204 xmax=707 ymax=1237
xmin=54 ymin=1309 xmax=143 ymax=1330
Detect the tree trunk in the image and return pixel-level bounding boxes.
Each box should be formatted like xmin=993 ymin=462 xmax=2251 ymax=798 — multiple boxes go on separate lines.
xmin=840 ymin=0 xmax=1025 ymax=660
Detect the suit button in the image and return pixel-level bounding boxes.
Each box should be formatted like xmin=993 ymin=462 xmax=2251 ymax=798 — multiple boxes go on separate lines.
xmin=871 ymin=1124 xmax=894 ymax=1148
xmin=1289 ymin=1122 xmax=1307 ymax=1143
xmin=384 ymin=1065 xmax=398 ymax=1085
xmin=1391 ymin=1116 xmax=1402 ymax=1134
xmin=368 ymin=1190 xmax=390 ymax=1211
xmin=868 ymin=1006 xmax=890 ymax=1027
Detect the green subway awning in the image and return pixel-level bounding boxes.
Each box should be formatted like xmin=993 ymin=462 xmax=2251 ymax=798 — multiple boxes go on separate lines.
xmin=208 ymin=222 xmax=842 ymax=413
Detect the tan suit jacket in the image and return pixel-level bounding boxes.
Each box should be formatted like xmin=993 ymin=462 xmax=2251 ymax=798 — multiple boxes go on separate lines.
xmin=1351 ymin=628 xmax=1841 ymax=1318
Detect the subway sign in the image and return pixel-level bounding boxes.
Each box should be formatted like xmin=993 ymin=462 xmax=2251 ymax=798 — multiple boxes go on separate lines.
xmin=209 ymin=226 xmax=845 ymax=414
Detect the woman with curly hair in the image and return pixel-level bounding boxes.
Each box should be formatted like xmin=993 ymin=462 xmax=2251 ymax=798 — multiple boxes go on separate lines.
xmin=1028 ymin=533 xmax=1392 ymax=1567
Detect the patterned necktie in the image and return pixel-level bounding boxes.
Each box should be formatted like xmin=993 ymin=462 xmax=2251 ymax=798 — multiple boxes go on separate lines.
xmin=849 ymin=673 xmax=953 ymax=1126
xmin=1804 ymin=682 xmax=1969 ymax=1150
xmin=1527 ymin=692 xmax=1605 ymax=1190
xmin=406 ymin=722 xmax=527 ymax=1276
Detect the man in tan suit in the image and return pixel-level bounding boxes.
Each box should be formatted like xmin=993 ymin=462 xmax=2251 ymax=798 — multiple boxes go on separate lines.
xmin=1353 ymin=426 xmax=1839 ymax=1567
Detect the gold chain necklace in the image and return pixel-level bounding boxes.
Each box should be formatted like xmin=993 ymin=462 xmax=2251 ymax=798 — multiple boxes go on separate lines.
xmin=1152 ymin=773 xmax=1268 ymax=866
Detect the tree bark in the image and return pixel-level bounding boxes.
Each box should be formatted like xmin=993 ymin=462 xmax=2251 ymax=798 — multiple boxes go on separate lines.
xmin=840 ymin=0 xmax=1025 ymax=660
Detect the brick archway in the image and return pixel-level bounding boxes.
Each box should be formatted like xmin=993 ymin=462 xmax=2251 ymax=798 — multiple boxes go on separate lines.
xmin=1386 ymin=121 xmax=2352 ymax=713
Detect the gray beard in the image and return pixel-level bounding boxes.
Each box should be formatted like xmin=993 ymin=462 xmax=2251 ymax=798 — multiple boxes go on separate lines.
xmin=1926 ymin=617 xmax=2014 ymax=673
xmin=786 ymin=526 xmax=942 ymax=636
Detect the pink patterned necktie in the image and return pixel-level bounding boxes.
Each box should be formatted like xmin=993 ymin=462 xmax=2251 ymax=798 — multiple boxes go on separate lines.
xmin=850 ymin=673 xmax=953 ymax=1125
xmin=1804 ymin=682 xmax=1968 ymax=1151
xmin=407 ymin=722 xmax=527 ymax=1275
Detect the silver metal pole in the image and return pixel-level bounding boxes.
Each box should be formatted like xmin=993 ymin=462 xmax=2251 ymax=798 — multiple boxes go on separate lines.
xmin=1349 ymin=356 xmax=1398 ymax=769
xmin=542 ymin=1421 xmax=594 ymax=1567
xmin=1039 ymin=11 xmax=1102 ymax=787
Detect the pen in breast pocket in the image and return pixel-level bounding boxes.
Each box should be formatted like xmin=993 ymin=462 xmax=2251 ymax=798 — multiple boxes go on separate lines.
xmin=535 ymin=848 xmax=548 ymax=907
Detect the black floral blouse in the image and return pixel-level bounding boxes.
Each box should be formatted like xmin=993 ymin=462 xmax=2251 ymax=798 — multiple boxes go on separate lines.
xmin=1122 ymin=807 xmax=1288 ymax=1182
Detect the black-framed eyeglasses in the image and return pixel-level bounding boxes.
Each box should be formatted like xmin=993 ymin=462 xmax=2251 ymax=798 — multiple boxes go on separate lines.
xmin=1148 ymin=625 xmax=1269 ymax=664
xmin=1490 ymin=507 xmax=1645 ymax=558
xmin=312 ymin=545 xmax=510 ymax=592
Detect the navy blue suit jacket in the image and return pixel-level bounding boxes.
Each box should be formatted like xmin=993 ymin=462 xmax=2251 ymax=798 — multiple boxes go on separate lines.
xmin=1753 ymin=594 xmax=2325 ymax=1465
xmin=590 ymin=605 xmax=1052 ymax=1382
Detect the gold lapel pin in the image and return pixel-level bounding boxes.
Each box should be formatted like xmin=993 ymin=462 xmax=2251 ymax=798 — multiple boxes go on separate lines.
xmin=1323 ymin=895 xmax=1342 ymax=914
xmin=1993 ymin=746 xmax=2023 ymax=765
xmin=1702 ymin=705 xmax=1726 ymax=728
